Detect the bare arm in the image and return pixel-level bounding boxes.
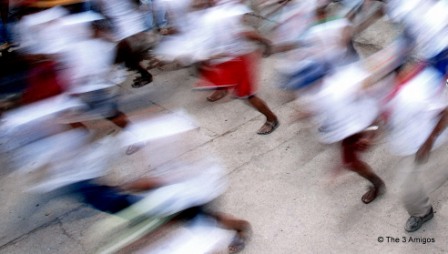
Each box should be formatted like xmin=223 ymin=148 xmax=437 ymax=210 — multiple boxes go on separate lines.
xmin=120 ymin=177 xmax=166 ymax=192
xmin=240 ymin=30 xmax=272 ymax=55
xmin=416 ymin=108 xmax=448 ymax=163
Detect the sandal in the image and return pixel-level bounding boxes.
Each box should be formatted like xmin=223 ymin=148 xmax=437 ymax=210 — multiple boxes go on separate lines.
xmin=125 ymin=142 xmax=145 ymax=155
xmin=257 ymin=120 xmax=279 ymax=135
xmin=361 ymin=183 xmax=385 ymax=204
xmin=207 ymin=89 xmax=228 ymax=102
xmin=132 ymin=76 xmax=153 ymax=88
xmin=228 ymin=234 xmax=247 ymax=254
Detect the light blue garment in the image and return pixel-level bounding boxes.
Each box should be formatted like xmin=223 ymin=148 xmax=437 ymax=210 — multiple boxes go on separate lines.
xmin=141 ymin=0 xmax=168 ymax=30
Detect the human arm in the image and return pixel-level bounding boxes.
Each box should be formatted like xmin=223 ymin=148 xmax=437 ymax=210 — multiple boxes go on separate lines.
xmin=416 ymin=108 xmax=448 ymax=163
xmin=240 ymin=30 xmax=273 ymax=56
xmin=120 ymin=177 xmax=166 ymax=192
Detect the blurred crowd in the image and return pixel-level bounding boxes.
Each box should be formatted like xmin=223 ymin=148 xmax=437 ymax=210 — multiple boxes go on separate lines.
xmin=0 ymin=0 xmax=448 ymax=253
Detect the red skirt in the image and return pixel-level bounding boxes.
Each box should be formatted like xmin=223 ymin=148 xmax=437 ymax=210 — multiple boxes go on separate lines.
xmin=195 ymin=53 xmax=259 ymax=98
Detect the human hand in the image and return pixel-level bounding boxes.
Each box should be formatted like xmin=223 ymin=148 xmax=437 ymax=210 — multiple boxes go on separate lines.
xmin=415 ymin=140 xmax=433 ymax=164
xmin=262 ymin=42 xmax=272 ymax=57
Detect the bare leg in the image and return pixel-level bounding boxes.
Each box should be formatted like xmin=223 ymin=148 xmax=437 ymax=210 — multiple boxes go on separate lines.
xmin=342 ymin=132 xmax=385 ymax=204
xmin=106 ymin=111 xmax=130 ymax=129
xmin=247 ymin=95 xmax=279 ymax=135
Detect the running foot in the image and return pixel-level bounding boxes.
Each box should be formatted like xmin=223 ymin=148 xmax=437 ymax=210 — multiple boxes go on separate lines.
xmin=125 ymin=142 xmax=145 ymax=155
xmin=207 ymin=89 xmax=228 ymax=102
xmin=257 ymin=120 xmax=279 ymax=135
xmin=228 ymin=224 xmax=252 ymax=254
xmin=361 ymin=183 xmax=385 ymax=204
xmin=229 ymin=234 xmax=247 ymax=254
xmin=132 ymin=76 xmax=153 ymax=88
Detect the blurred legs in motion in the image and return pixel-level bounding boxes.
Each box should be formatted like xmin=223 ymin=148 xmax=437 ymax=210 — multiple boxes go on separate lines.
xmin=248 ymin=95 xmax=279 ymax=135
xmin=115 ymin=38 xmax=153 ymax=88
xmin=341 ymin=130 xmax=385 ymax=204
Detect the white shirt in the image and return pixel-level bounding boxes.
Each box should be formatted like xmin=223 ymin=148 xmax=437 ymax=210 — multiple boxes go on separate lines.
xmin=387 ymin=68 xmax=448 ymax=156
xmin=160 ymin=0 xmax=192 ymax=33
xmin=387 ymin=0 xmax=448 ymax=59
xmin=59 ymin=38 xmax=118 ymax=92
xmin=154 ymin=3 xmax=257 ymax=65
xmin=201 ymin=3 xmax=258 ymax=64
xmin=301 ymin=18 xmax=352 ymax=64
xmin=95 ymin=0 xmax=147 ymax=40
xmin=265 ymin=0 xmax=317 ymax=46
xmin=274 ymin=17 xmax=352 ymax=79
xmin=310 ymin=63 xmax=380 ymax=144
xmin=18 ymin=7 xmax=70 ymax=54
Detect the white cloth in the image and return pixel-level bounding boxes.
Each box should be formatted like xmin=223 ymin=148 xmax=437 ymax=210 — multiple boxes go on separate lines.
xmin=154 ymin=8 xmax=213 ymax=64
xmin=59 ymin=38 xmax=119 ymax=92
xmin=18 ymin=9 xmax=104 ymax=55
xmin=309 ymin=63 xmax=380 ymax=143
xmin=154 ymin=3 xmax=257 ymax=65
xmin=387 ymin=67 xmax=448 ymax=156
xmin=159 ymin=0 xmax=192 ymax=33
xmin=263 ymin=0 xmax=316 ymax=46
xmin=202 ymin=3 xmax=258 ymax=64
xmin=16 ymin=129 xmax=120 ymax=193
xmin=18 ymin=7 xmax=70 ymax=54
xmin=274 ymin=17 xmax=352 ymax=82
xmin=387 ymin=0 xmax=448 ymax=59
xmin=134 ymin=161 xmax=227 ymax=217
xmin=95 ymin=0 xmax=147 ymax=41
xmin=301 ymin=18 xmax=352 ymax=64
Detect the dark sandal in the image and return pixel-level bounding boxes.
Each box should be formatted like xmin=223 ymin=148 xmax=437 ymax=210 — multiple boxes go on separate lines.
xmin=125 ymin=143 xmax=145 ymax=155
xmin=132 ymin=76 xmax=153 ymax=88
xmin=257 ymin=120 xmax=279 ymax=135
xmin=361 ymin=184 xmax=385 ymax=204
xmin=228 ymin=234 xmax=247 ymax=254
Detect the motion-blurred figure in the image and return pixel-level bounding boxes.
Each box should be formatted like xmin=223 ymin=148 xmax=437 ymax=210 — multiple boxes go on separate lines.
xmin=386 ymin=0 xmax=448 ymax=78
xmin=385 ymin=64 xmax=448 ymax=232
xmin=92 ymin=0 xmax=156 ymax=88
xmin=157 ymin=0 xmax=279 ymax=135
xmin=271 ymin=1 xmax=396 ymax=203
xmin=10 ymin=109 xmax=251 ymax=253
xmin=384 ymin=0 xmax=448 ymax=232
xmin=12 ymin=4 xmax=146 ymax=155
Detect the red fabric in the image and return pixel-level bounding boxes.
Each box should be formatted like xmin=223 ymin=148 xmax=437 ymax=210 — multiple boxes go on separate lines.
xmin=195 ymin=53 xmax=258 ymax=98
xmin=22 ymin=61 xmax=64 ymax=104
